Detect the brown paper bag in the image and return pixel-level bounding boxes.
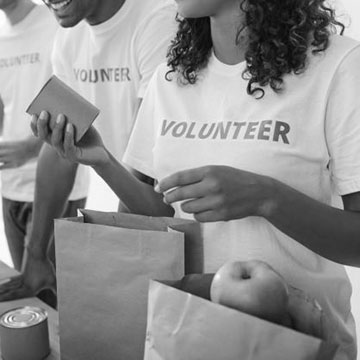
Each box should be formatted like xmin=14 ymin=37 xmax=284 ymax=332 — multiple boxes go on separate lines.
xmin=144 ymin=280 xmax=337 ymax=360
xmin=54 ymin=210 xmax=202 ymax=360
xmin=80 ymin=209 xmax=203 ymax=274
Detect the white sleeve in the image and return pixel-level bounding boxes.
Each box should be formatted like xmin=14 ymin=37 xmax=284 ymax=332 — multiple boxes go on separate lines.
xmin=134 ymin=2 xmax=177 ymax=98
xmin=122 ymin=69 xmax=159 ymax=179
xmin=325 ymin=45 xmax=360 ymax=195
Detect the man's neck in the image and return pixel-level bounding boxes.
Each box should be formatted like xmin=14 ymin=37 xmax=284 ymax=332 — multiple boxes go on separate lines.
xmin=3 ymin=0 xmax=35 ymax=26
xmin=86 ymin=0 xmax=126 ymax=26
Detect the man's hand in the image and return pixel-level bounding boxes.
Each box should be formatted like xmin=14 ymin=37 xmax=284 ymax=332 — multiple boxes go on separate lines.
xmin=0 ymin=137 xmax=42 ymax=170
xmin=0 ymin=248 xmax=56 ymax=301
xmin=157 ymin=165 xmax=277 ymax=222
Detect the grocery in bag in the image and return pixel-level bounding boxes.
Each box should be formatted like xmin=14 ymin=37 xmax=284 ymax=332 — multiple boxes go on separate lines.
xmin=144 ymin=279 xmax=338 ymax=360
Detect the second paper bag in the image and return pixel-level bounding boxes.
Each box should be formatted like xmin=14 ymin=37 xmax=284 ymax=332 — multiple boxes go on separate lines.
xmin=54 ymin=210 xmax=198 ymax=360
xmin=144 ymin=281 xmax=334 ymax=360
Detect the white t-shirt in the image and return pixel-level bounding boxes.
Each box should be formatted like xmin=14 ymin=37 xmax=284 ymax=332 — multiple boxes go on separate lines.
xmin=0 ymin=5 xmax=59 ymax=201
xmin=52 ymin=0 xmax=177 ymax=200
xmin=124 ymin=35 xmax=360 ymax=359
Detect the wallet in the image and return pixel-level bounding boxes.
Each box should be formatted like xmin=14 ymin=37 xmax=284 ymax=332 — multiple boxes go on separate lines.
xmin=27 ymin=75 xmax=100 ymax=142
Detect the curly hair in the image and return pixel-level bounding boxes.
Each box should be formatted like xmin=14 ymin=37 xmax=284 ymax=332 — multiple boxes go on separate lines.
xmin=166 ymin=0 xmax=345 ymax=98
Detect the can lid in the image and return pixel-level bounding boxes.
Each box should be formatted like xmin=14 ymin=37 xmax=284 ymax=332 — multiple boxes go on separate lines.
xmin=0 ymin=306 xmax=48 ymax=328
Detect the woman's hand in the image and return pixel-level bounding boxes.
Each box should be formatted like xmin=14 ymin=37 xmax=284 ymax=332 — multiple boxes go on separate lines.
xmin=156 ymin=165 xmax=277 ymax=222
xmin=30 ymin=111 xmax=109 ymax=167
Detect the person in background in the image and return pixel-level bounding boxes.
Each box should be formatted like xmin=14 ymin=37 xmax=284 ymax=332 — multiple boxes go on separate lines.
xmin=0 ymin=0 xmax=177 ymax=302
xmin=0 ymin=0 xmax=84 ymax=307
xmin=30 ymin=0 xmax=360 ymax=358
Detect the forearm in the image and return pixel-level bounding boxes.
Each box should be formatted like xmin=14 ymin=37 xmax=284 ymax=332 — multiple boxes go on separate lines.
xmin=93 ymin=151 xmax=174 ymax=217
xmin=27 ymin=144 xmax=78 ymax=258
xmin=263 ymin=179 xmax=360 ymax=266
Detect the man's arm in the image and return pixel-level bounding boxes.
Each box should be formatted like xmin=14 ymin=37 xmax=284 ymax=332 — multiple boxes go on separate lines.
xmin=27 ymin=143 xmax=78 ymax=257
xmin=0 ymin=143 xmax=78 ymax=299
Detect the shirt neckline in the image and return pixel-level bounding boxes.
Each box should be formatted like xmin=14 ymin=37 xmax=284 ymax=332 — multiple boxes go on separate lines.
xmin=208 ymin=50 xmax=245 ymax=76
xmin=89 ymin=0 xmax=131 ymax=36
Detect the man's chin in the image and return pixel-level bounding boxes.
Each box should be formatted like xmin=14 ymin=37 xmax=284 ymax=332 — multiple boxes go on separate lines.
xmin=53 ymin=14 xmax=82 ymax=28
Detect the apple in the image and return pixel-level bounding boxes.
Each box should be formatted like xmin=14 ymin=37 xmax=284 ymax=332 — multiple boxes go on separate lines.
xmin=210 ymin=260 xmax=291 ymax=326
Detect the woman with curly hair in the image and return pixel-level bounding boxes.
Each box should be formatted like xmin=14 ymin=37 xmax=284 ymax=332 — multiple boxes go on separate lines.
xmin=32 ymin=0 xmax=358 ymax=358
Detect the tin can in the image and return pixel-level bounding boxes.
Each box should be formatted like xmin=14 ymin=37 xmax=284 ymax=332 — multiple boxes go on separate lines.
xmin=0 ymin=306 xmax=50 ymax=360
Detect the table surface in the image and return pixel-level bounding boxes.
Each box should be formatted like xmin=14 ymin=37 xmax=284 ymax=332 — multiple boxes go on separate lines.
xmin=0 ymin=260 xmax=60 ymax=360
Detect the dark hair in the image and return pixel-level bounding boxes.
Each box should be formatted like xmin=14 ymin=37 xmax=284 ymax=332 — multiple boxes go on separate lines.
xmin=166 ymin=0 xmax=345 ymax=98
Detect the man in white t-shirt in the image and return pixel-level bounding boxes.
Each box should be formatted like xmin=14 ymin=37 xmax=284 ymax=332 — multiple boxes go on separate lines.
xmin=0 ymin=0 xmax=86 ymax=306
xmin=0 ymin=0 xmax=177 ymax=301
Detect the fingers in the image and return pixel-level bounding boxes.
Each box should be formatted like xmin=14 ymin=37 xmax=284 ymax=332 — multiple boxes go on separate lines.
xmin=63 ymin=123 xmax=77 ymax=160
xmin=30 ymin=114 xmax=38 ymax=137
xmin=0 ymin=285 xmax=32 ymax=302
xmin=163 ymin=181 xmax=209 ymax=204
xmin=51 ymin=114 xmax=66 ymax=151
xmin=37 ymin=111 xmax=51 ymax=141
xmin=157 ymin=167 xmax=205 ymax=193
xmin=31 ymin=112 xmax=71 ymax=158
xmin=0 ymin=276 xmax=23 ymax=292
xmin=31 ymin=111 xmax=68 ymax=147
xmin=47 ymin=115 xmax=76 ymax=159
xmin=193 ymin=210 xmax=226 ymax=223
xmin=180 ymin=195 xmax=222 ymax=214
xmin=0 ymin=276 xmax=32 ymax=302
xmin=0 ymin=274 xmax=56 ymax=301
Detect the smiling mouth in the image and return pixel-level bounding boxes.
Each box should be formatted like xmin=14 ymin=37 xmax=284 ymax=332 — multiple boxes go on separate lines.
xmin=46 ymin=0 xmax=72 ymax=11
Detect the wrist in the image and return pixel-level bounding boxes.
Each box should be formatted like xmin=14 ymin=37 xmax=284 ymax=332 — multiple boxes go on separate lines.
xmin=92 ymin=147 xmax=112 ymax=172
xmin=25 ymin=244 xmax=47 ymax=260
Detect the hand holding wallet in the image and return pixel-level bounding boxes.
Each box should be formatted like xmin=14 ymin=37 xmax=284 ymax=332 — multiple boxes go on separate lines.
xmin=27 ymin=75 xmax=100 ymax=143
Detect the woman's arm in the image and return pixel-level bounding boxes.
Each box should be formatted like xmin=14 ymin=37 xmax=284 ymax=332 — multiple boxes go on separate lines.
xmin=263 ymin=180 xmax=360 ymax=267
xmin=31 ymin=111 xmax=174 ymax=218
xmin=157 ymin=165 xmax=360 ymax=267
xmin=93 ymin=150 xmax=174 ymax=217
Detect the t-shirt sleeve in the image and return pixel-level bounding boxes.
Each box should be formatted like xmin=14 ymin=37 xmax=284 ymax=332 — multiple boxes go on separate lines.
xmin=325 ymin=44 xmax=360 ymax=195
xmin=134 ymin=2 xmax=177 ymax=98
xmin=122 ymin=69 xmax=159 ymax=179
